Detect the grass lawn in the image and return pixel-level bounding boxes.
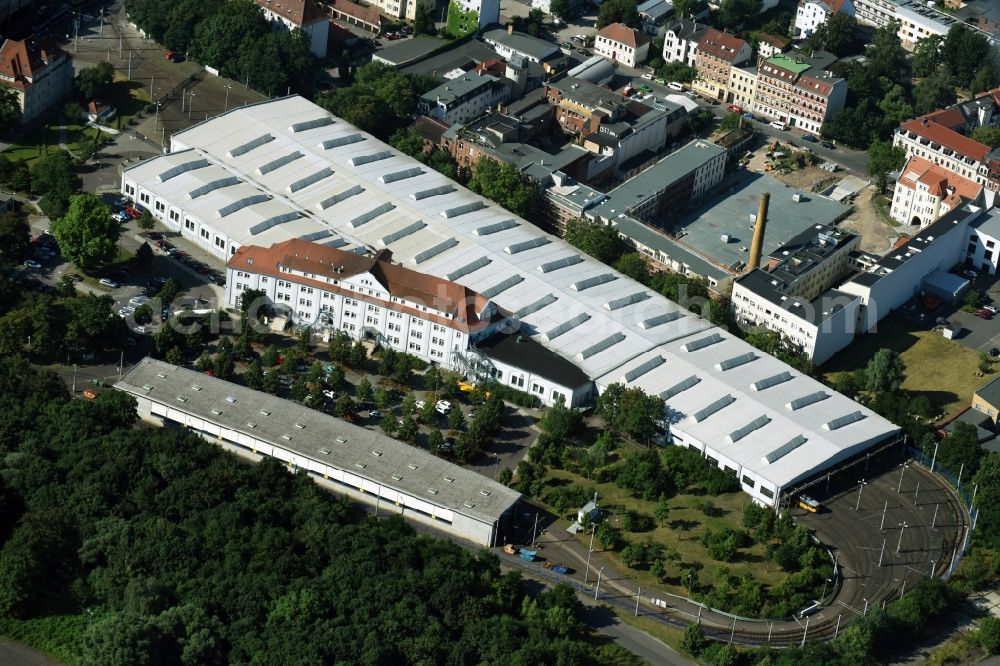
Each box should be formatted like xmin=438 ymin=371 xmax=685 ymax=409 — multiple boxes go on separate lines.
xmin=542 ymin=468 xmax=791 ymax=599
xmin=822 ymin=314 xmax=983 ymax=417
xmin=3 ymin=123 xmax=96 ymax=167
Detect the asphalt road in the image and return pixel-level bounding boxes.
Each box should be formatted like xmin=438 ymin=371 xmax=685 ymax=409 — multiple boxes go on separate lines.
xmin=579 ymin=601 xmax=695 ymax=666
xmin=0 ymin=640 xmax=61 ymax=666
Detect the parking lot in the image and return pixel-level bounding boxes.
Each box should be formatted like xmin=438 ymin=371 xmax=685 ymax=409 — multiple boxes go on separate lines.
xmin=897 ymin=270 xmax=1000 ymax=355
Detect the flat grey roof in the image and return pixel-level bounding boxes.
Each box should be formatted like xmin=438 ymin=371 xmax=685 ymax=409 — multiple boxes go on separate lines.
xmin=482 ymin=28 xmax=559 ymax=60
xmin=735 ymin=269 xmax=858 ymax=325
xmin=401 ymin=40 xmax=511 ymax=80
xmin=614 ymin=216 xmax=729 ymax=282
xmin=373 ymin=36 xmax=448 ymax=66
xmin=420 ymin=72 xmax=500 ymax=106
xmin=672 ymin=172 xmax=851 ymax=273
xmin=973 ymin=207 xmax=1000 ymax=240
xmin=117 ymin=358 xmax=521 ymax=524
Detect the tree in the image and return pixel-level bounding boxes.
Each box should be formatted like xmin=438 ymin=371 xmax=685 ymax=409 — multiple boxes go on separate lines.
xmin=356 ymin=377 xmax=373 ymax=403
xmin=413 ymin=3 xmax=435 ymax=36
xmin=613 ymin=253 xmax=650 ymax=285
xmin=159 ymin=278 xmax=181 ymax=307
xmin=914 ymin=68 xmax=956 ymax=115
xmin=398 ymin=418 xmax=418 ymax=442
xmin=719 ymin=112 xmax=742 ymax=133
xmin=597 ymin=0 xmax=638 ymax=29
xmin=972 ymin=126 xmax=1000 ymax=149
xmin=981 ymin=352 xmax=994 ymax=375
xmin=31 ymin=151 xmax=80 ymax=218
xmin=867 ymin=139 xmax=906 ymax=191
xmin=380 ymin=414 xmax=399 ymax=435
xmin=911 ymin=34 xmax=944 ymax=78
xmin=374 ymin=387 xmax=391 ymax=411
xmin=597 ymin=383 xmax=663 ymax=444
xmin=427 ymin=428 xmax=444 ymax=452
xmin=549 ymin=0 xmax=574 ymax=20
xmin=245 ymin=360 xmax=264 ymax=390
xmin=565 ymin=219 xmax=628 ymax=265
xmin=50 ymin=194 xmax=119 ymax=271
xmin=137 ymin=209 xmax=155 ymax=230
xmin=136 ymin=241 xmax=154 ymax=267
xmin=877 ymin=85 xmax=914 ymax=128
xmin=808 ymin=12 xmax=856 ymax=56
xmin=718 ymin=0 xmax=761 ymax=31
xmin=971 ymin=63 xmax=998 ymax=95
xmin=466 ymin=158 xmax=539 ymax=219
xmin=939 ymin=421 xmax=983 ymax=477
xmin=680 ymin=623 xmax=706 ymax=656
xmin=334 ymin=393 xmax=354 ymax=418
xmin=654 ymin=495 xmax=670 ymax=526
xmin=864 ymin=348 xmax=906 ymax=394
xmin=401 ymin=393 xmax=417 ymax=416
xmin=0 ymin=87 xmax=20 ymax=129
xmin=940 ymin=24 xmax=991 ymax=89
xmin=0 ymin=210 xmax=30 ymax=261
xmin=671 ymin=0 xmax=706 ymax=18
xmin=76 ymin=61 xmax=115 ymax=100
xmin=447 ymin=406 xmax=466 ymax=431
xmin=659 ymin=61 xmax=697 ymax=83
xmin=979 ymin=616 xmax=1000 ymax=654
xmin=867 ymin=20 xmax=907 ymax=80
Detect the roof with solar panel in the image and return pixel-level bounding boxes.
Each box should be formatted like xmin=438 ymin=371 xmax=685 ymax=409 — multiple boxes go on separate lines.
xmin=129 ymin=95 xmax=900 ymax=492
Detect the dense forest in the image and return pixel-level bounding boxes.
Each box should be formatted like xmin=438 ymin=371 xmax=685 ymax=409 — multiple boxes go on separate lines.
xmin=0 ymin=354 xmax=639 ymax=665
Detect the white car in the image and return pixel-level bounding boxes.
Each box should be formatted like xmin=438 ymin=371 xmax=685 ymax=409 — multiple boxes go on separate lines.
xmin=323 ymin=389 xmax=336 ymax=399
xmin=99 ymin=278 xmax=119 ymax=288
xmin=641 ymin=73 xmax=653 ymax=80
xmin=984 ymin=305 xmax=998 ymax=314
xmin=129 ymin=295 xmax=151 ymax=306
xmin=118 ymin=306 xmax=136 ymax=317
xmin=23 ymin=259 xmax=40 ymax=269
xmin=435 ymin=399 xmax=452 ymax=414
xmin=369 ymin=409 xmax=382 ymax=418
xmin=667 ymin=81 xmax=684 ymax=91
xmin=415 ymin=400 xmax=426 ymax=410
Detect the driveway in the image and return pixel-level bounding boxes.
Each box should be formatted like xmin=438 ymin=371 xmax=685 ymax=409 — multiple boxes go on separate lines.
xmin=949 ymin=272 xmax=1000 ymax=354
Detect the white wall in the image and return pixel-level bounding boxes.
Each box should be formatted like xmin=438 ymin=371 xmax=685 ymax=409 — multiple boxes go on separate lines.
xmin=485 ymin=354 xmax=592 ymax=408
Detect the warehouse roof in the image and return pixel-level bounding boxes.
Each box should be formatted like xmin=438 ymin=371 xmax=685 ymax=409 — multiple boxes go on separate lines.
xmin=117 ymin=358 xmax=521 ymax=524
xmin=163 ymin=96 xmax=898 ymax=492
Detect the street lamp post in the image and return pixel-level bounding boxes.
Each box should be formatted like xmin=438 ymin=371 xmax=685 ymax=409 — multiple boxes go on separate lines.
xmin=584 ymin=527 xmax=595 ymax=583
xmin=188 ymin=92 xmax=196 ymax=121
xmin=154 ymin=101 xmax=161 ymax=131
xmin=863 ymin=598 xmax=869 ymax=616
xmin=224 ymin=84 xmax=232 ymax=112
xmin=594 ymin=566 xmax=604 ymax=600
xmin=878 ymin=536 xmax=886 ymax=567
xmin=897 ymin=463 xmax=909 ymax=493
xmin=896 ymin=521 xmax=907 ymax=554
xmin=856 ymin=479 xmax=866 ymax=511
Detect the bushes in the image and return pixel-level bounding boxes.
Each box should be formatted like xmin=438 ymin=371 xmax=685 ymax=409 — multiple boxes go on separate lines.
xmin=701 ymin=528 xmax=749 ymax=562
xmin=481 ymin=381 xmax=540 ymax=408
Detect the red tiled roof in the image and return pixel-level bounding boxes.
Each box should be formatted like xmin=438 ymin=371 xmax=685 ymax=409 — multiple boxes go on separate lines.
xmin=901 ymin=117 xmax=990 ymax=163
xmin=228 ymin=239 xmax=499 ymax=333
xmin=0 ymin=37 xmax=64 ymax=92
xmin=757 ymin=32 xmax=790 ymax=48
xmin=596 ymin=23 xmax=649 ymax=49
xmin=794 ymin=73 xmax=833 ymax=97
xmin=330 ymin=0 xmax=385 ymax=27
xmin=897 ymin=156 xmax=983 ymax=203
xmin=256 ymin=0 xmax=326 ymax=26
xmin=696 ymin=28 xmax=747 ymax=63
xmin=924 ymin=106 xmax=965 ymax=130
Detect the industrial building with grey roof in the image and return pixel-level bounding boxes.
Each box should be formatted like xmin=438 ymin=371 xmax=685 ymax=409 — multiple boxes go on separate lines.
xmin=122 ymin=95 xmax=899 ymax=507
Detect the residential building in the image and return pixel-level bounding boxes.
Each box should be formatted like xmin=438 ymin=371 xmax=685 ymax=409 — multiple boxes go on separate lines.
xmin=789 ymin=69 xmax=846 ymax=135
xmin=852 ymin=0 xmax=896 ymax=28
xmin=794 ymin=0 xmax=855 ymax=39
xmin=890 ymin=156 xmax=984 ymax=227
xmin=566 ymin=55 xmax=615 ymax=85
xmin=0 ymin=36 xmax=72 ymax=124
xmin=756 ymin=32 xmax=790 ymax=59
xmin=894 ymin=0 xmax=961 ymax=51
xmin=893 ymin=88 xmax=1000 ymax=194
xmin=125 ymin=95 xmax=900 ymax=506
xmin=84 ymin=100 xmax=116 ymax=124
xmin=636 ymin=0 xmax=673 ymax=36
xmin=594 ymin=23 xmax=650 ymax=68
xmin=452 ymin=0 xmax=501 ymax=31
xmin=691 ymin=28 xmax=751 ymax=101
xmin=226 ymin=239 xmax=503 ymax=366
xmin=482 ymin=27 xmax=564 ymax=74
xmin=116 ymin=358 xmax=521 ymax=547
xmin=661 ymin=19 xmax=707 ymax=67
xmin=728 ymin=65 xmax=757 ymax=110
xmin=418 ymin=72 xmax=510 ymax=125
xmin=255 ymin=0 xmax=329 ymax=57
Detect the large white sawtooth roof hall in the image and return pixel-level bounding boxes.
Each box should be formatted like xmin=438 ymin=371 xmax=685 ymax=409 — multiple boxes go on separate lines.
xmin=123 ymin=95 xmax=899 ymax=507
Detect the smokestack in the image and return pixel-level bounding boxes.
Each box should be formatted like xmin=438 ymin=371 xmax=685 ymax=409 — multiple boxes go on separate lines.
xmin=747 ymin=192 xmax=770 ymax=272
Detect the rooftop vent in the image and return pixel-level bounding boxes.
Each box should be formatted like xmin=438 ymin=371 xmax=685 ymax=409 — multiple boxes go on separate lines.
xmin=336 ymin=436 xmax=348 ymax=444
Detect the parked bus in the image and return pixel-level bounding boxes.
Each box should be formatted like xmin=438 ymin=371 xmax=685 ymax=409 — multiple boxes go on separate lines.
xmin=798 ymin=494 xmax=821 ymax=513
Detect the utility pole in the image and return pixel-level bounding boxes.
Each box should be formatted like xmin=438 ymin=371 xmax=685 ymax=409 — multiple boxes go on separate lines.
xmin=224 ymin=84 xmax=232 ymax=113
xmin=181 ymin=87 xmax=185 ymax=113
xmin=150 ymin=76 xmax=155 ymax=101
xmin=119 ymin=30 xmax=122 ymax=58
xmin=863 ymin=598 xmax=869 ymax=616
xmin=74 ymin=14 xmax=79 ymax=53
xmin=584 ymin=527 xmax=595 ymax=583
xmin=188 ymin=92 xmax=195 ymax=121
xmin=930 ymin=440 xmax=939 ymax=473
xmin=72 ymin=364 xmax=77 ymax=393
xmin=929 ymin=559 xmax=935 ymax=578
xmin=99 ymin=7 xmax=104 ymax=38
xmin=897 ymin=463 xmax=908 ymax=493
xmin=931 ymin=503 xmax=939 ymax=529
xmin=119 ymin=351 xmax=123 ymax=380
xmin=878 ymin=536 xmax=886 ymax=567
xmin=532 ymin=512 xmax=539 ymax=546
xmin=800 ymin=615 xmax=810 ymax=648
xmin=594 ymin=566 xmax=603 ymax=600
xmin=856 ymin=479 xmax=866 ymax=511
xmin=729 ymin=618 xmax=736 ymax=644
xmin=957 ymin=462 xmax=964 ymax=490
xmin=896 ymin=521 xmax=907 ymax=554
xmin=634 ymin=587 xmax=641 ymax=616
xmin=835 ymin=614 xmax=842 ymax=638
xmin=880 ymin=500 xmax=888 ymax=530
xmin=128 ymin=50 xmax=133 ymax=79
xmin=915 ymin=480 xmax=920 ymax=503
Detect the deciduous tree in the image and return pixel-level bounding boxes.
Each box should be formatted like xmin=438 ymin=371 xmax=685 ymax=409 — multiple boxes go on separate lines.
xmin=50 ymin=194 xmax=119 ymax=271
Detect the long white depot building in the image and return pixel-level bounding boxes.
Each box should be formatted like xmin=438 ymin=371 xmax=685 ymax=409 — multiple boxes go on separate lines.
xmin=121 ymin=96 xmax=900 ymax=507
xmin=116 ymin=358 xmax=521 ymax=547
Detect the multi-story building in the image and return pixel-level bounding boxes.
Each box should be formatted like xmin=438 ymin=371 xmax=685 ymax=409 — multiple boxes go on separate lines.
xmin=794 ymin=0 xmax=855 ymax=39
xmin=852 ymin=0 xmax=896 ymax=28
xmin=728 ymin=65 xmax=757 ymax=110
xmin=691 ymin=28 xmax=751 ymax=102
xmin=967 ymin=207 xmax=1000 ymax=275
xmin=451 ymin=0 xmax=501 ymax=31
xmin=330 ymin=0 xmax=387 ymax=33
xmin=756 ymin=32 xmax=790 ymax=59
xmin=0 ymin=37 xmax=72 ymax=124
xmin=893 ymin=88 xmax=1000 ymax=194
xmin=789 ymin=69 xmax=846 ymax=135
xmin=482 ymin=27 xmax=564 ymax=74
xmin=893 ymin=0 xmax=961 ymax=51
xmin=890 ymin=156 xmax=984 ymax=227
xmin=753 ymin=54 xmax=811 ymax=124
xmin=593 ymin=23 xmax=650 ymax=68
xmin=418 ymin=72 xmax=510 ymax=125
xmin=226 ymin=239 xmax=504 ymax=367
xmin=636 ymin=0 xmax=673 ymax=36
xmin=255 ymin=0 xmax=329 ymax=57
xmin=661 ymin=19 xmax=707 ymax=67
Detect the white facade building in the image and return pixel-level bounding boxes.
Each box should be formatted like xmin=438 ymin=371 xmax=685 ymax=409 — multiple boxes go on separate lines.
xmin=418 ymin=73 xmax=510 ymax=125
xmin=225 ymin=239 xmax=502 ymax=368
xmin=594 ymin=23 xmax=651 ymax=68
xmin=968 ymin=208 xmax=1000 ymax=275
xmin=890 ymin=156 xmax=984 ymax=227
xmin=794 ymin=0 xmax=855 ymax=39
xmin=0 ymin=37 xmax=73 ymax=124
xmin=661 ymin=19 xmax=706 ymax=67
xmin=453 ymin=0 xmax=501 ymax=29
xmin=255 ymin=0 xmax=329 ymax=57
xmin=116 ymin=358 xmax=522 ymax=547
xmin=122 ymin=95 xmax=900 ymax=507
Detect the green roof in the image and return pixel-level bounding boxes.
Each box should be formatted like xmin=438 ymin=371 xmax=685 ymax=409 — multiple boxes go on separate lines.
xmin=764 ymin=54 xmax=811 ymax=75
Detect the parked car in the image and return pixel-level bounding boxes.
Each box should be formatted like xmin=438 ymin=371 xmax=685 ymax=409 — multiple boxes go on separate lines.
xmin=576 ymin=48 xmax=588 ymax=55
xmin=129 ymin=295 xmax=150 ymax=306
xmin=638 ymin=84 xmax=652 ymax=93
xmin=99 ymin=278 xmax=119 ymax=288
xmin=769 ymin=121 xmax=788 ymax=131
xmin=148 ymin=232 xmax=163 ymax=240
xmin=322 ymin=389 xmax=336 ymax=399
xmin=165 ymin=50 xmax=177 ymax=60
xmin=963 ymin=269 xmax=979 ymax=279
xmin=67 ymin=273 xmax=82 ymax=282
xmin=118 ymin=306 xmax=135 ymax=317
xmin=415 ymin=400 xmax=426 ymax=411
xmin=820 ymin=141 xmax=834 ymax=149
xmin=727 ymin=104 xmax=742 ymax=113
xmin=990 ymin=348 xmax=1000 ymax=357
xmin=802 ymin=134 xmax=817 ymax=142
xmin=23 ymin=259 xmax=40 ymax=269
xmin=125 ymin=207 xmax=141 ymax=219
xmin=641 ymin=73 xmax=654 ymax=80
xmin=984 ymin=305 xmax=998 ymax=314
xmin=975 ymin=309 xmax=992 ymax=319
xmin=667 ymin=81 xmax=684 ymax=91
xmin=369 ymin=409 xmax=382 ymax=418
xmin=435 ymin=399 xmax=452 ymax=415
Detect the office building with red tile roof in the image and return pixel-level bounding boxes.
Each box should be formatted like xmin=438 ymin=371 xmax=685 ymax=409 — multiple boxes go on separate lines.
xmin=593 ymin=23 xmax=650 ymax=68
xmin=256 ymin=0 xmax=329 ymax=56
xmin=691 ymin=28 xmax=751 ymax=101
xmin=890 ymin=156 xmax=985 ymax=227
xmin=0 ymin=36 xmax=72 ymax=124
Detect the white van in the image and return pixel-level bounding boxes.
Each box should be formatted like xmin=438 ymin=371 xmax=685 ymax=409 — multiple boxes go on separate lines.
xmin=769 ymin=121 xmax=788 ymax=131
xmin=667 ymin=81 xmax=684 ymax=91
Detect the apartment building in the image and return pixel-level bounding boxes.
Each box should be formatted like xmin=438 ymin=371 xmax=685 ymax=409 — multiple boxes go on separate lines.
xmin=756 ymin=33 xmax=790 ymax=59
xmin=752 ymin=54 xmax=845 ymax=135
xmin=255 ymin=0 xmax=329 ymax=57
xmin=0 ymin=36 xmax=72 ymax=124
xmin=226 ymin=239 xmax=504 ymax=367
xmin=728 ymin=65 xmax=758 ymax=110
xmin=890 ymin=156 xmax=984 ymax=227
xmin=451 ymin=0 xmax=501 ymax=30
xmin=893 ymin=88 xmax=1000 ymax=192
xmin=894 ymin=0 xmax=960 ymax=51
xmin=794 ymin=0 xmax=855 ymax=39
xmin=482 ymin=27 xmax=563 ymax=73
xmin=593 ymin=23 xmax=650 ymax=68
xmin=418 ymin=72 xmax=510 ymax=125
xmin=661 ymin=19 xmax=708 ymax=67
xmin=968 ymin=207 xmax=1000 ymax=275
xmin=852 ymin=0 xmax=896 ymax=28
xmin=692 ymin=28 xmax=751 ymax=101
